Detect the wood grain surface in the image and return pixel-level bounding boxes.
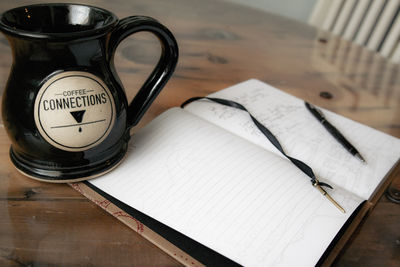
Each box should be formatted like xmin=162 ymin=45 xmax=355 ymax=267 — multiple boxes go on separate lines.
xmin=0 ymin=0 xmax=399 ymax=266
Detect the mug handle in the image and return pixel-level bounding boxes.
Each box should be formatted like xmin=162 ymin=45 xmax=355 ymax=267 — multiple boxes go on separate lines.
xmin=107 ymin=16 xmax=179 ymax=127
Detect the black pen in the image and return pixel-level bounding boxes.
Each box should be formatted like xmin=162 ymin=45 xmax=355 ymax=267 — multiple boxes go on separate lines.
xmin=305 ymin=102 xmax=366 ymax=163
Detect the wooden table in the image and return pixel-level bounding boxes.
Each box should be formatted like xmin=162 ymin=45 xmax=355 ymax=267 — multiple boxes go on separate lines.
xmin=1 ymin=0 xmax=399 ymax=266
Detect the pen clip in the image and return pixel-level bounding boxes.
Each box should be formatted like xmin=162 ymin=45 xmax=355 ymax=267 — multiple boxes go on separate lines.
xmin=309 ymin=103 xmax=325 ymax=119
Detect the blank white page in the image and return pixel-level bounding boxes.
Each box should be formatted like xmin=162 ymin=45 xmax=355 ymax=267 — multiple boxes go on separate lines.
xmin=184 ymin=79 xmax=400 ymax=200
xmin=91 ymin=108 xmax=362 ymax=267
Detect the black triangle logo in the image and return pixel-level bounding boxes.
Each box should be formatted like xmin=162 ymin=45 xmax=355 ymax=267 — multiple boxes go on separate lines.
xmin=70 ymin=110 xmax=86 ymax=123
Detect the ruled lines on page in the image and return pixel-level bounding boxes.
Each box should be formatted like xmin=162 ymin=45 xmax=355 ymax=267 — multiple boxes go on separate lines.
xmin=91 ymin=108 xmax=362 ymax=267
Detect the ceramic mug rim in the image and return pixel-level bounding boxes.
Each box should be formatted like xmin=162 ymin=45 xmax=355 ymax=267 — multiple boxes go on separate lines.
xmin=0 ymin=3 xmax=118 ymax=40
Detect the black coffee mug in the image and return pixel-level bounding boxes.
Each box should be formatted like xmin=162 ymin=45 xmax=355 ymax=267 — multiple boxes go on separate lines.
xmin=0 ymin=4 xmax=178 ymax=182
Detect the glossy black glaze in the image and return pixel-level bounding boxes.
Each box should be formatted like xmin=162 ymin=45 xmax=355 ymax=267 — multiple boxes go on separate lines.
xmin=0 ymin=4 xmax=178 ymax=181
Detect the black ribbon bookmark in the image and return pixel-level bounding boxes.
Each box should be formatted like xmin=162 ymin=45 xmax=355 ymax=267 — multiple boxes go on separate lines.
xmin=181 ymin=96 xmax=346 ymax=213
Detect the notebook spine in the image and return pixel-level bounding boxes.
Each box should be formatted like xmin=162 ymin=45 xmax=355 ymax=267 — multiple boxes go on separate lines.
xmin=69 ymin=182 xmax=204 ymax=267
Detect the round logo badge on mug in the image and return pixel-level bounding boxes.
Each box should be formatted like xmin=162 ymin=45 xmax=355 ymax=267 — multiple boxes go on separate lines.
xmin=34 ymin=71 xmax=116 ymax=152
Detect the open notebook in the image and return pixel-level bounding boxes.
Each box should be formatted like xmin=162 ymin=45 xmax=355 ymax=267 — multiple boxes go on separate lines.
xmin=76 ymin=79 xmax=400 ymax=266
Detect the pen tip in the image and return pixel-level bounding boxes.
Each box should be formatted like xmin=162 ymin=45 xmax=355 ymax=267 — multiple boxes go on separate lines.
xmin=355 ymin=153 xmax=366 ymax=163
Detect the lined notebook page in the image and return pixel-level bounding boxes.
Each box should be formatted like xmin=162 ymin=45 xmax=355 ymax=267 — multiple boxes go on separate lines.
xmin=185 ymin=79 xmax=400 ymax=200
xmin=91 ymin=108 xmax=362 ymax=267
